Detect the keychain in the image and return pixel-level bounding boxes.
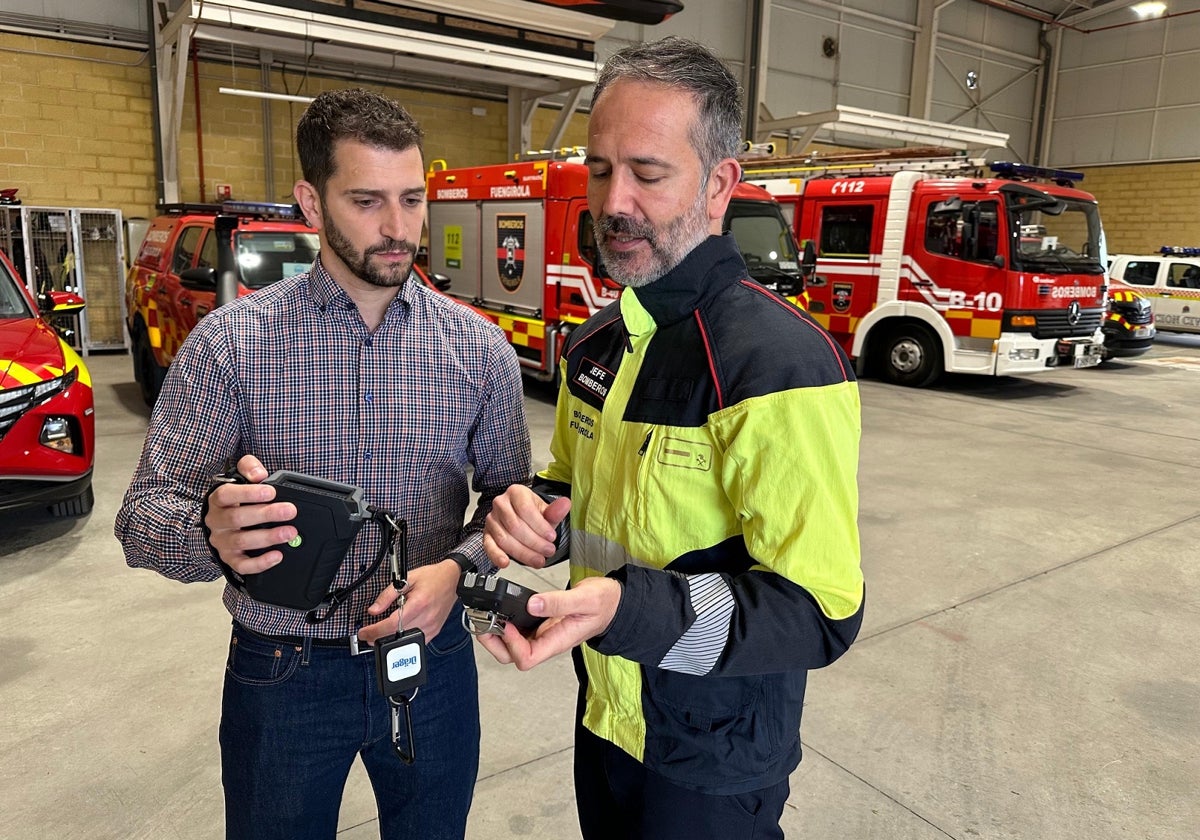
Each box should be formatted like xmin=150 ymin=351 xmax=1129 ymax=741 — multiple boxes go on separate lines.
xmin=372 ymin=515 xmax=426 ymax=764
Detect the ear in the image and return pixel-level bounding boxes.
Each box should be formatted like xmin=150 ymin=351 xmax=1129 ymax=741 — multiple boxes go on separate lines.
xmin=293 ymin=180 xmax=323 ymax=231
xmin=705 ymin=158 xmax=741 ymax=227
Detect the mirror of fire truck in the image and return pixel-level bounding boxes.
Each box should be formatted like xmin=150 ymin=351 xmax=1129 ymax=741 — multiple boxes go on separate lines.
xmin=578 ymin=210 xmax=619 ymax=289
xmin=800 ymin=240 xmax=817 ymax=281
xmin=429 ymin=272 xmax=452 ymax=292
xmin=214 ymin=213 xmax=240 ymax=308
xmin=179 ymin=266 xmax=217 ymax=291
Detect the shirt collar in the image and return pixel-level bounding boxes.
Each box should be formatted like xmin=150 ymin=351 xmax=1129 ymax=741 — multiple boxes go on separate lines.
xmin=307 ymin=255 xmax=415 ymax=319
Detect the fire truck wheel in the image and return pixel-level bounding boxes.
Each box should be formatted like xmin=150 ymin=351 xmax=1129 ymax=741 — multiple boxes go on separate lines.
xmin=880 ymin=323 xmax=942 ymax=388
xmin=132 ymin=322 xmax=167 ymax=407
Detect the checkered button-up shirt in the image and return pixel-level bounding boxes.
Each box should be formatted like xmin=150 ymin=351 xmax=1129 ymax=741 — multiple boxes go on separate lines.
xmin=116 ymin=258 xmax=531 ymax=638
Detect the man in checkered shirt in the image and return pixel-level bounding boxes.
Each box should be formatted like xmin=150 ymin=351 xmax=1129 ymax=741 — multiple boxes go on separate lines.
xmin=116 ymin=89 xmax=530 ymax=840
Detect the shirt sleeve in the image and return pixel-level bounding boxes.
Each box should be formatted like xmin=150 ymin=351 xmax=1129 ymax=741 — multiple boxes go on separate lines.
xmin=113 ymin=319 xmax=242 ymax=583
xmin=453 ymin=334 xmax=533 ymax=572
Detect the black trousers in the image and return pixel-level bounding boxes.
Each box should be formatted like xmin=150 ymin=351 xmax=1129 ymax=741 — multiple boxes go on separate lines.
xmin=573 ymin=714 xmax=790 ymax=839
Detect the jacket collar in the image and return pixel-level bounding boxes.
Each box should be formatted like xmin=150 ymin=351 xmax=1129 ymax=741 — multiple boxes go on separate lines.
xmin=628 ymin=233 xmax=746 ymax=326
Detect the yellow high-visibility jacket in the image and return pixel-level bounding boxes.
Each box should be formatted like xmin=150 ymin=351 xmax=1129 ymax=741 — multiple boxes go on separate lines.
xmin=535 ymin=233 xmax=865 ymax=795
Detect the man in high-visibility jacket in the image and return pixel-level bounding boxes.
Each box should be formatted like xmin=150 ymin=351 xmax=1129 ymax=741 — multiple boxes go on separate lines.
xmin=478 ymin=36 xmax=865 ymax=840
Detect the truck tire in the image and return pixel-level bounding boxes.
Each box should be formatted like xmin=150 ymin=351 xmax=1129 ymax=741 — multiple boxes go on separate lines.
xmin=132 ymin=324 xmax=167 ymax=407
xmin=880 ymin=323 xmax=942 ymax=387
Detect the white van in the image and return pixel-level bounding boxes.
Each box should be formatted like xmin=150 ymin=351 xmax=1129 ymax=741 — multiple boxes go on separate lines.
xmin=1108 ymin=252 xmax=1200 ymax=334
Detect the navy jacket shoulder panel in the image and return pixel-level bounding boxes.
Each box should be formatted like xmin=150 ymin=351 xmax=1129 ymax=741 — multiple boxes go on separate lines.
xmin=701 ymin=279 xmax=855 ymax=406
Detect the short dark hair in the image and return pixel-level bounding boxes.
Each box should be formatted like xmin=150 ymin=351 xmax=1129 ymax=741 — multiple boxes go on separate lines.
xmin=592 ymin=37 xmax=743 ymax=172
xmin=296 ymin=88 xmax=424 ymax=194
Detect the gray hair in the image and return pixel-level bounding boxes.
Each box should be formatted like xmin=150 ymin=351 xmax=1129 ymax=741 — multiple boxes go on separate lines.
xmin=593 ymin=37 xmax=743 ymax=172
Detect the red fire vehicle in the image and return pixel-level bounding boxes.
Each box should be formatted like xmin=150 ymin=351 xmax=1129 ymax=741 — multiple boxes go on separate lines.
xmin=742 ymin=150 xmax=1108 ymax=386
xmin=425 ymin=155 xmax=803 ymax=381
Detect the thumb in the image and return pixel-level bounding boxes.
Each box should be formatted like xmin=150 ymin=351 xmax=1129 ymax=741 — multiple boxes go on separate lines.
xmin=238 ymin=454 xmax=270 ymax=483
xmin=527 ymin=587 xmax=572 ymax=618
xmin=543 ymin=496 xmax=572 ymax=528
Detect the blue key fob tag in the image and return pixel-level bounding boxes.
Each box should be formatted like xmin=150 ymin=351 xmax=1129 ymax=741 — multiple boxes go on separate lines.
xmin=375 ymin=628 xmax=427 ymax=699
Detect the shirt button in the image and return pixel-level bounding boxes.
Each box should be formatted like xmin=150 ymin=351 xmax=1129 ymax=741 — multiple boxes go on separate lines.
xmin=364 ymin=391 xmax=373 ymax=403
xmin=364 ymin=451 xmax=373 ymax=460
xmin=364 ymin=337 xmax=373 ymax=347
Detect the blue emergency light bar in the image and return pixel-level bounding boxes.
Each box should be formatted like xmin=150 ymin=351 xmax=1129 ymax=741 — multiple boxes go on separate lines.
xmin=220 ymin=200 xmax=300 ymax=219
xmin=1159 ymin=245 xmax=1200 ymax=256
xmin=990 ymin=161 xmax=1084 ymax=184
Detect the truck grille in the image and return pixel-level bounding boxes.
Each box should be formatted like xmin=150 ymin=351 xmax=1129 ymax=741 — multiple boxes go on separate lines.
xmin=1033 ymin=308 xmax=1104 ymax=339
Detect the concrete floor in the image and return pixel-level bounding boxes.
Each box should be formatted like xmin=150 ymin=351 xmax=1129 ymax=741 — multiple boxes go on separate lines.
xmin=3 ymin=335 xmax=1199 ymax=840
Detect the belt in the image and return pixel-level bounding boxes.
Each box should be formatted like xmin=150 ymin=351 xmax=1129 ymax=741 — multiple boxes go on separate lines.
xmin=235 ymin=623 xmax=373 ymax=656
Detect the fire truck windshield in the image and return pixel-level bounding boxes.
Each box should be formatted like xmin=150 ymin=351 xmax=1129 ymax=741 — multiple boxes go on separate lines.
xmin=1008 ymin=196 xmax=1105 ymax=275
xmin=726 ymin=199 xmax=802 ymax=295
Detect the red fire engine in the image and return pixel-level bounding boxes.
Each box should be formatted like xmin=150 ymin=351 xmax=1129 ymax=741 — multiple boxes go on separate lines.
xmin=741 ymin=149 xmax=1108 ymax=386
xmin=425 ymin=155 xmax=802 ymax=381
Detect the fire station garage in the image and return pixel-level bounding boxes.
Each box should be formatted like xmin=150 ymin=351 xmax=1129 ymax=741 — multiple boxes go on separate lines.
xmin=1 ymin=1 xmax=1198 ymax=838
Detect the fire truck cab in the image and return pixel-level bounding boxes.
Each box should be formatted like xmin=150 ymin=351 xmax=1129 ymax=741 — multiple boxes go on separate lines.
xmin=426 ymin=156 xmax=802 ymax=381
xmin=744 ymin=152 xmax=1108 ymax=386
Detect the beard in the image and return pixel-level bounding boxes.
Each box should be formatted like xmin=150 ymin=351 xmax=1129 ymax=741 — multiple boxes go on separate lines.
xmin=594 ymin=190 xmax=711 ymax=288
xmin=323 ymin=209 xmax=417 ymax=288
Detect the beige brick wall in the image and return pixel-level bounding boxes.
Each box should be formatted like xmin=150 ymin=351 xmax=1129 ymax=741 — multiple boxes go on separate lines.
xmin=1076 ymin=162 xmax=1200 ymax=256
xmin=0 ymin=32 xmax=590 ymax=344
xmin=1 ymin=32 xmax=589 ymax=219
xmin=182 ymin=64 xmax=588 ymax=205
xmin=0 ymin=34 xmax=156 ymax=216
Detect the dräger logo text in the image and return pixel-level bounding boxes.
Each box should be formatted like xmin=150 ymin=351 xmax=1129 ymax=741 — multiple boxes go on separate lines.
xmin=386 ymin=644 xmax=423 ymax=681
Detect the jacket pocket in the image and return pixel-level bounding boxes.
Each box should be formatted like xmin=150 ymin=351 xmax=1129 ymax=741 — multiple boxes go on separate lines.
xmin=641 ymin=667 xmax=803 ymax=785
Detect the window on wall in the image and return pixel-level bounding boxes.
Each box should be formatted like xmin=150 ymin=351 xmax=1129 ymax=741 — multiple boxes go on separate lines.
xmin=819 ymin=205 xmax=873 ymax=257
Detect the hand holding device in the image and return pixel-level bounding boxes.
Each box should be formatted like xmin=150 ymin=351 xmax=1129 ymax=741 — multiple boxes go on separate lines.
xmin=457 ymin=570 xmax=545 ymax=635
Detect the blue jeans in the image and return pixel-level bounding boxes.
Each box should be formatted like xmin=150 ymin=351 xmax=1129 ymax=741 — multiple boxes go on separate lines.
xmin=219 ymin=612 xmax=480 ymax=840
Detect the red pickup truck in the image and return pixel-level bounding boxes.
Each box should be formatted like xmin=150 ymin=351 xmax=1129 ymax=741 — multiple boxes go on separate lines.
xmin=125 ymin=202 xmax=319 ymax=405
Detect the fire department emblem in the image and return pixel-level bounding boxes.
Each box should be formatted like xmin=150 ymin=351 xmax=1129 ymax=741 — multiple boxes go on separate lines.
xmin=495 ymin=214 xmax=526 ymax=291
xmin=833 ymin=282 xmax=853 ymax=313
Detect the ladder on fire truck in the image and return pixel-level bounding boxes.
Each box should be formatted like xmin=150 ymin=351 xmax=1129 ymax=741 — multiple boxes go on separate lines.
xmin=738 ymin=145 xmax=990 ymax=180
xmin=738 ymin=145 xmax=1087 ymax=189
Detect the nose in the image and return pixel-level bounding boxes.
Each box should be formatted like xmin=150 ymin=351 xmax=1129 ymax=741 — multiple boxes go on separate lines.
xmin=597 ymin=169 xmax=637 ymax=219
xmin=380 ymin=200 xmax=411 ymax=243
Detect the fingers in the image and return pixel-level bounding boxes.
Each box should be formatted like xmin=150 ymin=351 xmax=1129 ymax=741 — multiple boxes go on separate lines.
xmin=204 ymin=468 xmax=297 ymax=573
xmin=484 ymin=486 xmax=567 ymax=568
xmin=357 ymin=613 xmax=398 ymax=646
xmin=475 ymin=621 xmax=537 ymax=668
xmin=475 ymin=629 xmax=515 ymax=665
xmin=471 ymin=578 xmax=623 ymax=671
xmin=367 ymin=584 xmax=399 ymax=616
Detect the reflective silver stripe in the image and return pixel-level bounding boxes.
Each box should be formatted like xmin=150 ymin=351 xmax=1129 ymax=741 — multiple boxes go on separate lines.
xmin=658 ymin=572 xmax=734 ymax=676
xmin=571 ymin=529 xmax=637 ymax=575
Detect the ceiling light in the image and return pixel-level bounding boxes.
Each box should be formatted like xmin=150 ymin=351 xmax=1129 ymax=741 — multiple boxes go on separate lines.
xmin=219 ymin=87 xmax=315 ymax=104
xmin=1131 ymin=2 xmax=1167 ymax=18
